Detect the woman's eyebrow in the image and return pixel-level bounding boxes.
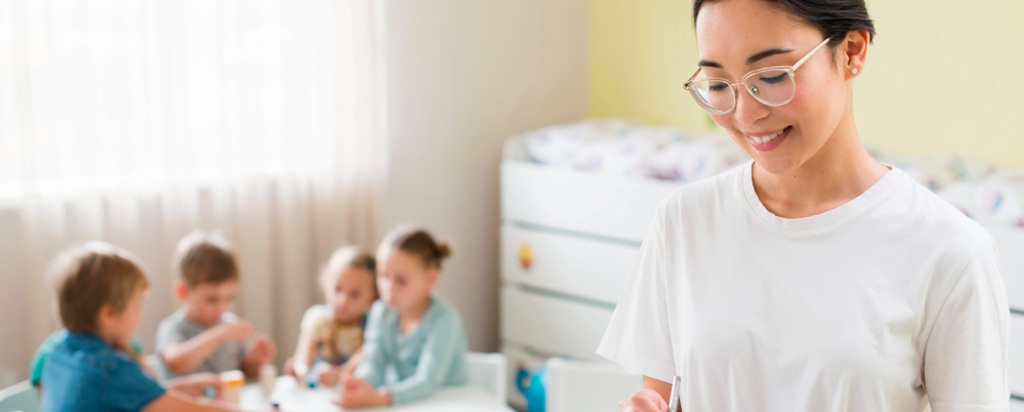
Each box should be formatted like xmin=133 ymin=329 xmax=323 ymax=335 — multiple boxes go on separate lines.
xmin=746 ymin=48 xmax=793 ymax=65
xmin=697 ymin=48 xmax=795 ymax=68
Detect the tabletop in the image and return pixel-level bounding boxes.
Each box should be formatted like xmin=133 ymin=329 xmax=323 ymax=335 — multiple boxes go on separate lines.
xmin=239 ymin=376 xmax=514 ymax=412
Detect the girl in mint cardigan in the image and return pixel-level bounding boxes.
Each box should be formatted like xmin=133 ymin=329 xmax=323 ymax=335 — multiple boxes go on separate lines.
xmin=336 ymin=227 xmax=468 ymax=408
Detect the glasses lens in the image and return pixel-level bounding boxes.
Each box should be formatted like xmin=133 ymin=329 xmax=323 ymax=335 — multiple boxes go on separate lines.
xmin=688 ymin=79 xmax=734 ymax=114
xmin=744 ymin=69 xmax=795 ymax=106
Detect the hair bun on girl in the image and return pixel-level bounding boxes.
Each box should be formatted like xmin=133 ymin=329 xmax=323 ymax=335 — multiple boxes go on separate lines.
xmin=435 ymin=242 xmax=452 ymax=260
xmin=382 ymin=226 xmax=453 ymax=269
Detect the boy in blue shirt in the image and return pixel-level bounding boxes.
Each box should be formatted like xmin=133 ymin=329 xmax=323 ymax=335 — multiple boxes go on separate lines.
xmin=40 ymin=241 xmax=238 ymax=412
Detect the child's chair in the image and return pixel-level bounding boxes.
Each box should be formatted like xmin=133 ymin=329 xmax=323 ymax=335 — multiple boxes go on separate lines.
xmin=0 ymin=380 xmax=39 ymax=412
xmin=466 ymin=352 xmax=507 ymax=402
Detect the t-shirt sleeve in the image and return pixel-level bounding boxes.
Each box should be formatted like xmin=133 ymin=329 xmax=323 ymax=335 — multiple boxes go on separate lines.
xmin=101 ymin=355 xmax=166 ymax=410
xmin=29 ymin=330 xmax=65 ymax=386
xmin=300 ymin=305 xmax=330 ymax=332
xmin=155 ymin=316 xmax=185 ymax=352
xmin=923 ymin=239 xmax=1010 ymax=411
xmin=355 ymin=301 xmax=387 ymax=388
xmin=596 ymin=204 xmax=676 ymax=383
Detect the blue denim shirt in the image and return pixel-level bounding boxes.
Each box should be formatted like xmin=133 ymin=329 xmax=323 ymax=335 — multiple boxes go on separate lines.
xmin=40 ymin=332 xmax=165 ymax=412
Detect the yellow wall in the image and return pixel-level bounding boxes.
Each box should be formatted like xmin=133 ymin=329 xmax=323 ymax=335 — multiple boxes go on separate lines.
xmin=589 ymin=0 xmax=1024 ymax=166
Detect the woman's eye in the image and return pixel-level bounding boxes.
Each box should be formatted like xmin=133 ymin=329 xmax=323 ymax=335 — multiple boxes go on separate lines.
xmin=708 ymin=83 xmax=729 ymax=92
xmin=759 ymin=73 xmax=787 ymax=84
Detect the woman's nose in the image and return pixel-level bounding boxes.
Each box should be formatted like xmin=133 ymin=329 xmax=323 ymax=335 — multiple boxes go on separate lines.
xmin=732 ymin=86 xmax=770 ymax=126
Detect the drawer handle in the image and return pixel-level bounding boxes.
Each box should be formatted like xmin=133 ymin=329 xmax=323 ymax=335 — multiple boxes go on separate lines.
xmin=518 ymin=243 xmax=533 ymax=270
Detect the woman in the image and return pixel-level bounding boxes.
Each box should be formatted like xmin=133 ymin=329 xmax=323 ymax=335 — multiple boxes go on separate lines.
xmin=597 ymin=1 xmax=1010 ymax=411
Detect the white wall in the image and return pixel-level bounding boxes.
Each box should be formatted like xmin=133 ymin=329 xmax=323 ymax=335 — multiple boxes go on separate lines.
xmin=381 ymin=0 xmax=589 ymax=351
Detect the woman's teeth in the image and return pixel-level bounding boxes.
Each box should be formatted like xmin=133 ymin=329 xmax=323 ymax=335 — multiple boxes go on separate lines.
xmin=749 ymin=128 xmax=787 ymax=144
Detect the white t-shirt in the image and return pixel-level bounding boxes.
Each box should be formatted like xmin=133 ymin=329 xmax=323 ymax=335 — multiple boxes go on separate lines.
xmin=597 ymin=161 xmax=1009 ymax=412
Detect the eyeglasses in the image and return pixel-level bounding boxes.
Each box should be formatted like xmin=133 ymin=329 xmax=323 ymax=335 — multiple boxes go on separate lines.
xmin=683 ymin=37 xmax=831 ymax=115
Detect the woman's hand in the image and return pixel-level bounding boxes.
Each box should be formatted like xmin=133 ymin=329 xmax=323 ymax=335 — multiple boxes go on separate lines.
xmin=619 ymin=388 xmax=669 ymax=412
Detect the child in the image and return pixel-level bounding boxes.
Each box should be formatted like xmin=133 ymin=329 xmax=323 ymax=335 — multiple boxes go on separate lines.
xmin=157 ymin=231 xmax=276 ymax=380
xmin=284 ymin=246 xmax=378 ymax=387
xmin=336 ymin=226 xmax=469 ymax=408
xmin=29 ymin=328 xmax=148 ymax=398
xmin=40 ymin=241 xmax=238 ymax=411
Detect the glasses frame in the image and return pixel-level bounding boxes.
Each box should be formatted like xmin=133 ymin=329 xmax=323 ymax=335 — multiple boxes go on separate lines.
xmin=683 ymin=37 xmax=832 ymax=115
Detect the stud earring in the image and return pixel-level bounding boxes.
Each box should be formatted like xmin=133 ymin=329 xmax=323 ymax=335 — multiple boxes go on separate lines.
xmin=852 ymin=68 xmax=859 ymax=75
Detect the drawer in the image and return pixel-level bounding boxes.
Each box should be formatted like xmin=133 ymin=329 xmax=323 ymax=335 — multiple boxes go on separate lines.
xmin=1012 ymin=314 xmax=1024 ymax=396
xmin=501 ymin=286 xmax=613 ymax=361
xmin=502 ymin=223 xmax=638 ymax=305
xmin=500 ymin=161 xmax=677 ymax=244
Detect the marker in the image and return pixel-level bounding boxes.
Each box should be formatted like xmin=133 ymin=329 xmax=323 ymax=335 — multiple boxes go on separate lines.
xmin=668 ymin=376 xmax=681 ymax=412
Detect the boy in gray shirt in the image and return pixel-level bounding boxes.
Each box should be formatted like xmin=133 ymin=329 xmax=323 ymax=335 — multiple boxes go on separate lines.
xmin=156 ymin=231 xmax=276 ymax=380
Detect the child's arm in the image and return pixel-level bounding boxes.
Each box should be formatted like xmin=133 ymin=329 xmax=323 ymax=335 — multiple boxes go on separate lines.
xmin=142 ymin=392 xmax=239 ymax=412
xmin=353 ymin=303 xmax=387 ymax=388
xmin=286 ymin=329 xmax=318 ymax=379
xmin=378 ymin=312 xmax=463 ymax=405
xmin=164 ymin=372 xmax=223 ymax=398
xmin=161 ymin=321 xmax=252 ymax=375
xmin=239 ymin=334 xmax=275 ymax=379
xmin=338 ymin=349 xmax=365 ymax=377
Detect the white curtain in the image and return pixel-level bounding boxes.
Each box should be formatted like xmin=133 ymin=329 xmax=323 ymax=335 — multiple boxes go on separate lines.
xmin=0 ymin=0 xmax=385 ymax=383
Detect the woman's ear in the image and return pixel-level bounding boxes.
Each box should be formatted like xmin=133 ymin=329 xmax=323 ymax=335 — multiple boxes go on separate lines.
xmin=843 ymin=30 xmax=870 ymax=79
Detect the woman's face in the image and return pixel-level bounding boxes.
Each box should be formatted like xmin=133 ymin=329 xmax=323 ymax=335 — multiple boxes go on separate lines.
xmin=696 ymin=0 xmax=852 ymax=176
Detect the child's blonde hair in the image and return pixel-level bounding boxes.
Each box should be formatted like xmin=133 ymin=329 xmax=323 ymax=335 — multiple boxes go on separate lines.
xmin=379 ymin=226 xmax=453 ymax=269
xmin=320 ymin=246 xmax=377 ymax=296
xmin=48 ymin=241 xmax=149 ymax=334
xmin=172 ymin=231 xmax=239 ymax=287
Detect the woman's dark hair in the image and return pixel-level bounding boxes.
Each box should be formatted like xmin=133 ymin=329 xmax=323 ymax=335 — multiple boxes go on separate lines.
xmin=693 ymin=0 xmax=875 ymax=47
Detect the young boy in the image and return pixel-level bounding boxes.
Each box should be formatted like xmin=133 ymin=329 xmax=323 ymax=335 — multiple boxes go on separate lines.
xmin=157 ymin=231 xmax=276 ymax=380
xmin=40 ymin=241 xmax=238 ymax=411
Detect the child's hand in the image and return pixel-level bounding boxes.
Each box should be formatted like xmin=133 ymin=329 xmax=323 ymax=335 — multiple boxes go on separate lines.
xmin=218 ymin=320 xmax=253 ymax=343
xmin=282 ymin=357 xmax=296 ymax=377
xmin=248 ymin=334 xmax=276 ymax=365
xmin=315 ymin=364 xmax=342 ymax=387
xmin=335 ymin=376 xmax=390 ymax=409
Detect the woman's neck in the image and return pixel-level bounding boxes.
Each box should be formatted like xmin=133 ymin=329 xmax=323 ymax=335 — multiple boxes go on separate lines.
xmin=752 ymin=124 xmax=889 ymax=219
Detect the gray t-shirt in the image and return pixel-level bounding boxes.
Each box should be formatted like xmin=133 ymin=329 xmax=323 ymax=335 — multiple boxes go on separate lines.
xmin=155 ymin=310 xmax=247 ymax=379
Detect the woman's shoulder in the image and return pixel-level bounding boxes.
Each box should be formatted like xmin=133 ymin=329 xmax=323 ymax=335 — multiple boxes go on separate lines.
xmin=651 ymin=161 xmax=749 ymax=227
xmin=880 ymin=171 xmax=993 ymax=263
xmin=896 ymin=173 xmax=990 ymax=241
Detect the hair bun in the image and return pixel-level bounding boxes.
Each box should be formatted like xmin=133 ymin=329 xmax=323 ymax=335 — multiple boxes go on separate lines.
xmin=435 ymin=242 xmax=452 ymax=260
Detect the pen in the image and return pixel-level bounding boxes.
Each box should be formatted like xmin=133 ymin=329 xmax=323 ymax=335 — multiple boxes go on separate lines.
xmin=667 ymin=375 xmax=681 ymax=412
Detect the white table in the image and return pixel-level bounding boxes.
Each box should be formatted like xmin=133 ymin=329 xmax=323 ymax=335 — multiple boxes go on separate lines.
xmin=240 ymin=376 xmax=513 ymax=412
